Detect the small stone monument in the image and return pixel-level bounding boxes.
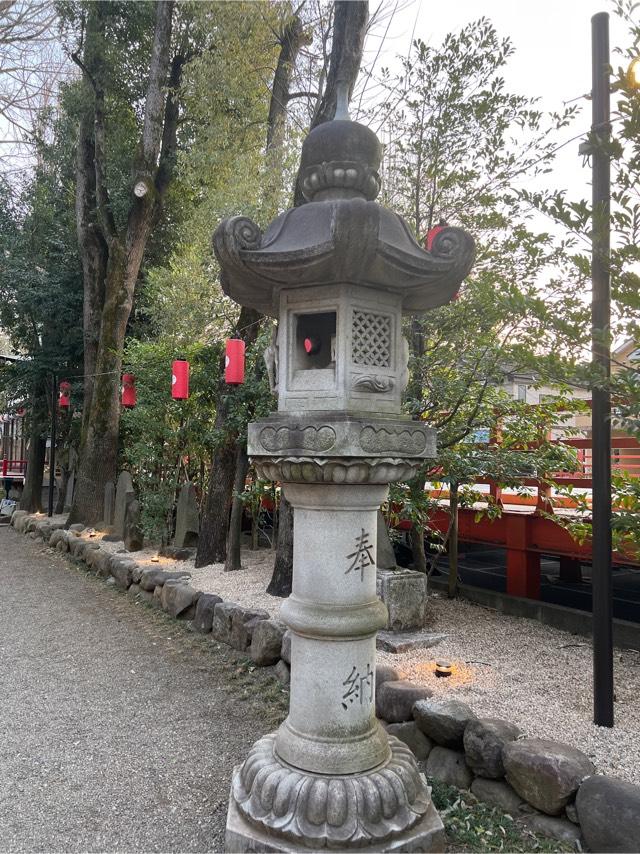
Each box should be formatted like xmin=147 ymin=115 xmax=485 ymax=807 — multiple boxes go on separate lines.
xmin=103 ymin=480 xmax=116 ymax=527
xmin=112 ymin=471 xmax=134 ymax=540
xmin=214 ymin=90 xmax=474 ymax=852
xmin=174 ymin=482 xmax=199 ymax=548
xmin=124 ymin=498 xmax=144 ymax=552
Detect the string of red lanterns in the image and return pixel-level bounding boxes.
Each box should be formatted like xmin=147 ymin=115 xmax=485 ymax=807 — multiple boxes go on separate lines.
xmin=61 ymin=342 xmax=246 ymax=414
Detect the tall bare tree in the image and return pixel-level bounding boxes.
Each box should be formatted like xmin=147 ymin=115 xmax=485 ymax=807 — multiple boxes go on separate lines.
xmin=0 ymin=1 xmax=68 ymax=176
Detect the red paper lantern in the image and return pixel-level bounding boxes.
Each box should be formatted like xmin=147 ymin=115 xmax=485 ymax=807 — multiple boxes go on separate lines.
xmin=59 ymin=381 xmax=71 ymax=409
xmin=172 ymin=359 xmax=189 ymax=399
xmin=225 ymin=339 xmax=245 ymax=385
xmin=121 ymin=373 xmax=137 ymax=408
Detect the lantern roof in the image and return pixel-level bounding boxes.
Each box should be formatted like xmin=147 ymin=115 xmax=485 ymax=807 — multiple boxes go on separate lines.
xmin=213 ymin=94 xmax=475 ymax=319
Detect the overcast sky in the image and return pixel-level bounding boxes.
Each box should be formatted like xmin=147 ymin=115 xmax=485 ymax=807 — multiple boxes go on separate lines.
xmin=362 ymin=0 xmax=632 ymax=201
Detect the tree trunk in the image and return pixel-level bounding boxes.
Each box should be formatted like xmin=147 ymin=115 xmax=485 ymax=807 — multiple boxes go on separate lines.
xmin=410 ymin=523 xmax=427 ymax=574
xmin=447 ymin=481 xmax=459 ymax=597
xmin=75 ymin=106 xmax=107 ymax=432
xmin=20 ymin=378 xmax=48 ymax=513
xmin=67 ymin=248 xmax=128 ymax=525
xmin=225 ymin=446 xmax=249 ymax=572
xmin=267 ymin=494 xmax=293 ymax=597
xmin=196 ymin=305 xmax=262 ymax=567
xmin=55 ymin=463 xmax=71 ymax=515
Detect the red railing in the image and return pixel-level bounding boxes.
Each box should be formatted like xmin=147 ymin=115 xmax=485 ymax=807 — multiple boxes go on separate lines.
xmin=1 ymin=458 xmax=27 ymax=478
xmin=552 ymin=437 xmax=640 ymax=482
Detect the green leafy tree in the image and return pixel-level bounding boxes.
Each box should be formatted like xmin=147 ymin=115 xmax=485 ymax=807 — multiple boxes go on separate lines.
xmin=0 ymin=108 xmax=83 ymax=512
xmin=372 ymin=20 xmax=589 ymax=569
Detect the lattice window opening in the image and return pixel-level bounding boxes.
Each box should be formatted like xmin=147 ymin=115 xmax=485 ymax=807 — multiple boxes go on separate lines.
xmin=351 ymin=311 xmax=392 ymax=367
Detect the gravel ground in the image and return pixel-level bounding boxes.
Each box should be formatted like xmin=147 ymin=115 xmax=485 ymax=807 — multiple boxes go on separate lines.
xmin=51 ymin=526 xmax=640 ymax=787
xmin=0 ymin=527 xmax=285 ymax=853
xmin=144 ymin=544 xmax=640 ymax=786
xmin=378 ymin=594 xmax=640 ymax=786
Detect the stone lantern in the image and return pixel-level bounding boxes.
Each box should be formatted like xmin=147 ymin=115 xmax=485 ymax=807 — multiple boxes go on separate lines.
xmin=214 ymin=99 xmax=474 ymax=852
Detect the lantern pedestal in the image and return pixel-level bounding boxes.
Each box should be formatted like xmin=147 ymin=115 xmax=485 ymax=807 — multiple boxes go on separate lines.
xmin=226 ymin=783 xmax=445 ymax=853
xmin=225 ymin=474 xmax=444 ymax=853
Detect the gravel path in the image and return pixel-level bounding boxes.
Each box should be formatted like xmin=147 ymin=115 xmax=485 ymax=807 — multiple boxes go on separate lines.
xmin=0 ymin=527 xmax=282 ymax=853
xmin=157 ymin=546 xmax=640 ymax=786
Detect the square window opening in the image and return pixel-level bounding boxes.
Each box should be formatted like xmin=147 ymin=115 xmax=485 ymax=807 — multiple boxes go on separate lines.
xmin=294 ymin=312 xmax=337 ymax=371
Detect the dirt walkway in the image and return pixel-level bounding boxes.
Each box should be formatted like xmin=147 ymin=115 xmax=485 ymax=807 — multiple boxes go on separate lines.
xmin=0 ymin=527 xmax=285 ymax=853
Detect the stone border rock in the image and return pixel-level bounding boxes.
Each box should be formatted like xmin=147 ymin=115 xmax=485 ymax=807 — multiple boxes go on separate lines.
xmin=375 ymin=668 xmax=640 ymax=852
xmin=10 ymin=511 xmax=640 ymax=852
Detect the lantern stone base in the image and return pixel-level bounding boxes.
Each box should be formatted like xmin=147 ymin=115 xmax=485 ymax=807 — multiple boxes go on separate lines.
xmin=224 ymin=732 xmax=445 ymax=853
xmin=225 ymin=780 xmax=446 ymax=853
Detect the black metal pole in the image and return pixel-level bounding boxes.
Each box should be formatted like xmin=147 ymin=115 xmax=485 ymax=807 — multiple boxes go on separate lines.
xmin=591 ymin=11 xmax=614 ymax=727
xmin=48 ymin=373 xmax=56 ymax=518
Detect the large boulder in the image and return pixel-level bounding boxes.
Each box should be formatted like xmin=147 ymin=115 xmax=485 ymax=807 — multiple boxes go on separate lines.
xmin=386 ymin=722 xmax=433 ymax=760
xmin=68 ymin=536 xmax=87 ymax=558
xmin=161 ymin=582 xmax=200 ymax=619
xmin=274 ymin=660 xmax=290 ymax=685
xmin=426 ymin=746 xmax=473 ymax=790
xmin=192 ymin=593 xmax=223 ymax=634
xmin=376 ymin=680 xmax=432 ymax=723
xmin=230 ymin=608 xmax=270 ymax=651
xmin=376 ymin=664 xmax=400 ymax=687
xmin=84 ymin=546 xmax=101 ymax=568
xmin=11 ymin=510 xmax=29 ymax=529
xmin=470 ymin=778 xmax=525 ymax=813
xmin=413 ymin=698 xmax=476 ymax=749
xmin=463 ymin=717 xmax=521 ymax=779
xmin=92 ymin=549 xmax=113 ymax=577
xmin=139 ymin=568 xmax=190 ymax=592
xmin=250 ymin=619 xmax=286 ymax=666
xmin=211 ymin=601 xmax=242 ymax=644
xmin=49 ymin=529 xmax=68 ymax=548
xmin=110 ymin=557 xmax=135 ymax=589
xmin=503 ymin=738 xmax=594 ymax=816
xmin=576 ymin=774 xmax=640 ymax=852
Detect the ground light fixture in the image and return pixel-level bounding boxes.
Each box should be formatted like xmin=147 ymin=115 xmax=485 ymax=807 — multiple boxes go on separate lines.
xmin=435 ymin=660 xmax=452 ymax=678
